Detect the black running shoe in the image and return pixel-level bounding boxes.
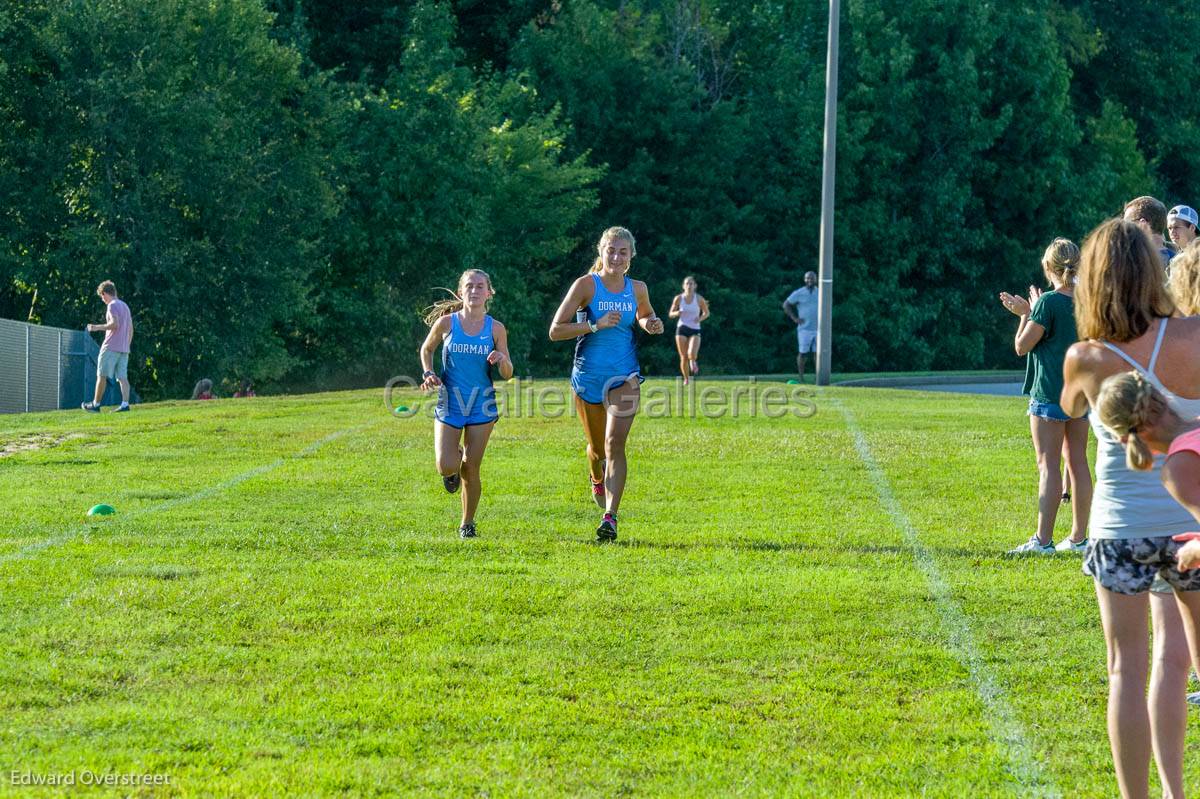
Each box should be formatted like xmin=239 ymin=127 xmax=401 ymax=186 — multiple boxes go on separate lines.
xmin=1061 ymin=490 xmax=1071 ymax=504
xmin=443 ymin=472 xmax=461 ymax=494
xmin=596 ymin=512 xmax=617 ymax=542
xmin=459 ymin=522 xmax=477 ymax=539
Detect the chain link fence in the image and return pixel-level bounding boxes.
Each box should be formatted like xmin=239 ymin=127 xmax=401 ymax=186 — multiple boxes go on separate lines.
xmin=0 ymin=318 xmax=126 ymax=414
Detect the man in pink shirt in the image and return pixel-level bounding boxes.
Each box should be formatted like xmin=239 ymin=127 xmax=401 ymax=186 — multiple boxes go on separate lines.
xmin=82 ymin=280 xmax=134 ymax=413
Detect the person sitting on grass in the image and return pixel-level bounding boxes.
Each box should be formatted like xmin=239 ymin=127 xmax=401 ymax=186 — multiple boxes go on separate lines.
xmin=234 ymin=379 xmax=256 ymax=398
xmin=191 ymin=379 xmax=217 ymax=400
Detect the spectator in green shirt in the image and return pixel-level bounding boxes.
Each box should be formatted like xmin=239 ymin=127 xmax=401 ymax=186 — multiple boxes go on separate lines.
xmin=999 ymin=238 xmax=1091 ymax=555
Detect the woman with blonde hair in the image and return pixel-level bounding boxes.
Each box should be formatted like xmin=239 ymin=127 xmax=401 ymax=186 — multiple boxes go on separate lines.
xmin=418 ymin=269 xmax=514 ymax=539
xmin=549 ymin=227 xmax=664 ymax=541
xmin=1061 ymin=218 xmax=1200 ymax=799
xmin=1167 ymin=241 xmax=1200 ymax=315
xmin=999 ymin=238 xmax=1091 ymax=554
xmin=1097 ymin=370 xmax=1200 ymax=573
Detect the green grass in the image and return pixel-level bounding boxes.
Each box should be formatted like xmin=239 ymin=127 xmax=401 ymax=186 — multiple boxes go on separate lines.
xmin=0 ymin=381 xmax=1181 ymax=796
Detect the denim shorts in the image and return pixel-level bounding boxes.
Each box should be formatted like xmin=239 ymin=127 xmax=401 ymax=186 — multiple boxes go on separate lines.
xmin=97 ymin=349 xmax=129 ymax=381
xmin=1027 ymin=398 xmax=1080 ymax=421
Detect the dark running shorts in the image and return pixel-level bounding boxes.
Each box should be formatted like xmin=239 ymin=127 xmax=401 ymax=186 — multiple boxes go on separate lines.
xmin=1083 ymin=536 xmax=1200 ymax=595
xmin=676 ymin=325 xmax=701 ymax=338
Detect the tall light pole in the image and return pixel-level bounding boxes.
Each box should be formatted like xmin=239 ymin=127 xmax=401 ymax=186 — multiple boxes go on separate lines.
xmin=815 ymin=0 xmax=839 ymax=386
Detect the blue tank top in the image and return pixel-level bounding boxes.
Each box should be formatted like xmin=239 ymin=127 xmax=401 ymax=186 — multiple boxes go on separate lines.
xmin=573 ymin=274 xmax=640 ymax=376
xmin=439 ymin=313 xmax=495 ymax=416
xmin=1090 ymin=318 xmax=1200 ymax=539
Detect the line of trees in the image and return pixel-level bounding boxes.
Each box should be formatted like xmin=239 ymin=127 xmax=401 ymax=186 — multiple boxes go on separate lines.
xmin=2 ymin=1 xmax=1196 ymax=398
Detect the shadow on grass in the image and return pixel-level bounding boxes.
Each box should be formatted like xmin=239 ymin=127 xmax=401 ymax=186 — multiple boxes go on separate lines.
xmin=592 ymin=538 xmax=987 ymax=559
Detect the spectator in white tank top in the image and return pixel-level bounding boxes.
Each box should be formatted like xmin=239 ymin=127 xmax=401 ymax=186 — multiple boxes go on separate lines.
xmin=668 ymin=275 xmax=709 ymax=385
xmin=1061 ymin=218 xmax=1200 ymax=799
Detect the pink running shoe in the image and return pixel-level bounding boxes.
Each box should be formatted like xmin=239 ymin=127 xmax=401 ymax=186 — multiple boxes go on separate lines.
xmin=591 ymin=478 xmax=605 ymax=507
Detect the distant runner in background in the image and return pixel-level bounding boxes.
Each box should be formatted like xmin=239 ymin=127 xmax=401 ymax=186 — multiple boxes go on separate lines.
xmin=668 ymin=275 xmax=710 ymax=385
xmin=783 ymin=271 xmax=819 ymax=383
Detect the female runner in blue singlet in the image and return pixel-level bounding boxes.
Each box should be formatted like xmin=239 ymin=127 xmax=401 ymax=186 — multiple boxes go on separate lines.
xmin=419 ymin=269 xmax=514 ymax=539
xmin=549 ymin=227 xmax=664 ymax=541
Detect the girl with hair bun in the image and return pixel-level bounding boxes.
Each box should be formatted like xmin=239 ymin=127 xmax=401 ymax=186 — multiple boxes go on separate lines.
xmin=999 ymin=237 xmax=1091 ymax=554
xmin=1097 ymin=371 xmax=1200 ymax=571
xmin=418 ymin=269 xmax=514 ymax=539
xmin=549 ymin=227 xmax=664 ymax=541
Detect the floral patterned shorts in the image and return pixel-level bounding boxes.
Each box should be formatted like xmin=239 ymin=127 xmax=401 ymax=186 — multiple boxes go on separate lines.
xmin=1084 ymin=536 xmax=1200 ymax=595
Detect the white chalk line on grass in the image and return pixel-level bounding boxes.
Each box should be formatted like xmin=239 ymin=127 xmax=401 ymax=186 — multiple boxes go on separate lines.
xmin=1 ymin=422 xmax=372 ymax=565
xmin=832 ymin=398 xmax=1061 ymax=798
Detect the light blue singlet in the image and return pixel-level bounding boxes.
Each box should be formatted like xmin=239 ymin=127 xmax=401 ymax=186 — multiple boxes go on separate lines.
xmin=571 ymin=274 xmax=642 ymax=404
xmin=436 ymin=313 xmax=498 ymax=428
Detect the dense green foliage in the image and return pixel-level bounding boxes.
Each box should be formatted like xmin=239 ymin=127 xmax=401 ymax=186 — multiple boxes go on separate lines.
xmin=0 ymin=0 xmax=1187 ymax=396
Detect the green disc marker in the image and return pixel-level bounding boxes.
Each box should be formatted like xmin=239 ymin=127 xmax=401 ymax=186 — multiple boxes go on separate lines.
xmin=394 ymin=406 xmax=409 ymax=413
xmin=787 ymin=379 xmax=800 ymax=385
xmin=87 ymin=504 xmax=116 ymax=517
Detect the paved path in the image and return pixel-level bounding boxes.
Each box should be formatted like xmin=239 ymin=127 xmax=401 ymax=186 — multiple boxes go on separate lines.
xmin=904 ymin=382 xmax=1023 ymax=397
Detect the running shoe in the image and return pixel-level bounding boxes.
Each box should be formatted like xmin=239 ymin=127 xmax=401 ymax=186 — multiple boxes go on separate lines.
xmin=596 ymin=512 xmax=617 ymax=542
xmin=1188 ymin=692 xmax=1200 ymax=707
xmin=459 ymin=522 xmax=477 ymax=539
xmin=1055 ymin=536 xmax=1087 ymax=553
xmin=443 ymin=472 xmax=461 ymax=494
xmin=81 ymin=401 xmax=100 ymax=413
xmin=1061 ymin=490 xmax=1071 ymax=505
xmin=589 ymin=459 xmax=606 ymax=507
xmin=1007 ymin=535 xmax=1055 ymax=556
xmin=690 ymin=361 xmax=698 ymax=375
xmin=115 ymin=403 xmax=130 ymax=413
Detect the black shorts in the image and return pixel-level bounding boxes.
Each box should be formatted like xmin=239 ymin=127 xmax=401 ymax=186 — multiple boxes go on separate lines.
xmin=676 ymin=325 xmax=701 ymax=338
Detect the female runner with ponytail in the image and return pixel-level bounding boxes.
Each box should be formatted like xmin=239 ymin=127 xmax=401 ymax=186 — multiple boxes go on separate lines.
xmin=549 ymin=227 xmax=664 ymax=541
xmin=418 ymin=269 xmax=513 ymax=539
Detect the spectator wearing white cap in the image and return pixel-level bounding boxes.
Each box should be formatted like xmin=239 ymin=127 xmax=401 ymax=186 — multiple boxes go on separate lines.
xmin=1167 ymin=204 xmax=1198 ymax=251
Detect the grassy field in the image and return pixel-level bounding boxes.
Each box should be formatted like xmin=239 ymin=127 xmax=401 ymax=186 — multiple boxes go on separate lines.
xmin=0 ymin=381 xmax=1187 ymax=796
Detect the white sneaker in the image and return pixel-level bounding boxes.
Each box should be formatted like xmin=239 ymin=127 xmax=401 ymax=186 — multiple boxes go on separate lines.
xmin=1055 ymin=536 xmax=1087 ymax=553
xmin=1007 ymin=535 xmax=1055 ymax=556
